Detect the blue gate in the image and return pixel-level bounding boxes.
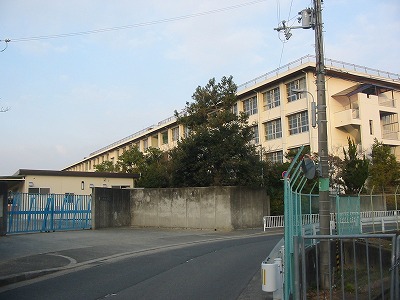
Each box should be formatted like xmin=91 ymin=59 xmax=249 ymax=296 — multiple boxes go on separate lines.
xmin=7 ymin=192 xmax=91 ymax=234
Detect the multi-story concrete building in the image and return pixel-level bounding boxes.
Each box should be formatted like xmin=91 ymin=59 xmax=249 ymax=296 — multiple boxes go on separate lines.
xmin=63 ymin=55 xmax=400 ymax=172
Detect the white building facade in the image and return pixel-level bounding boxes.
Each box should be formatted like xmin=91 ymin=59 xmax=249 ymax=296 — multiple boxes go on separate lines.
xmin=64 ymin=55 xmax=400 ymax=171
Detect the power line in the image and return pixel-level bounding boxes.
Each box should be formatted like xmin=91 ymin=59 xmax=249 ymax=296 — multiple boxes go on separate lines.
xmin=1 ymin=0 xmax=268 ymax=43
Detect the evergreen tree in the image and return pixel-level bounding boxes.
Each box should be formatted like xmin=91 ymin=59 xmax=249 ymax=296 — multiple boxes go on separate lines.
xmin=341 ymin=137 xmax=369 ymax=194
xmin=369 ymin=139 xmax=400 ymax=193
xmin=170 ymin=76 xmax=263 ymax=187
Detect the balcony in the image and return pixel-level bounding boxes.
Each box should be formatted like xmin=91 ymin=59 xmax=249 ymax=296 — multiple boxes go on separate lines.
xmin=334 ymin=108 xmax=361 ymax=128
xmin=382 ymin=130 xmax=399 ymax=140
xmin=378 ymin=97 xmax=395 ymax=108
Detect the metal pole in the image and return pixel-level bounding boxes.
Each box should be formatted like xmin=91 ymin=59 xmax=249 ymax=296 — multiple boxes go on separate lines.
xmin=313 ymin=0 xmax=330 ymax=290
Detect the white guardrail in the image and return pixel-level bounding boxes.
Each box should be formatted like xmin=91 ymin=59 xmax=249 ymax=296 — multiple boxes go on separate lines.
xmin=263 ymin=210 xmax=400 ymax=233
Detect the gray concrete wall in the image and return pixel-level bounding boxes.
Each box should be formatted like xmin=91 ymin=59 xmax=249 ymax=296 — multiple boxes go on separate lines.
xmin=92 ymin=187 xmax=131 ymax=229
xmin=131 ymin=186 xmax=269 ymax=230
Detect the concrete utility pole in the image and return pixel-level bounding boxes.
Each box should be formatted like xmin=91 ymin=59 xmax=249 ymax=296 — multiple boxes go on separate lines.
xmin=274 ymin=0 xmax=330 ymax=291
xmin=313 ymin=0 xmax=330 ymax=289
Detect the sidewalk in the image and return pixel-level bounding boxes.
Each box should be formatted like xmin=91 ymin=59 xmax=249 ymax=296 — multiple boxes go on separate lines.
xmin=0 ymin=227 xmax=283 ymax=298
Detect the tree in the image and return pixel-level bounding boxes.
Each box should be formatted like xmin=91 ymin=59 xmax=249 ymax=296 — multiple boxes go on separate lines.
xmin=341 ymin=137 xmax=369 ymax=194
xmin=170 ymin=76 xmax=263 ymax=187
xmin=116 ymin=146 xmax=145 ymax=174
xmin=263 ymin=160 xmax=290 ymax=215
xmin=109 ymin=146 xmax=170 ymax=188
xmin=139 ymin=147 xmax=170 ymax=188
xmin=94 ymin=161 xmax=117 ymax=172
xmin=328 ymin=154 xmax=344 ymax=192
xmin=368 ymin=139 xmax=400 ymax=193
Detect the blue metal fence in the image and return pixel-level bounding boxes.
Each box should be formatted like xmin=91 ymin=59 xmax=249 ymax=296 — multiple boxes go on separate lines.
xmin=7 ymin=192 xmax=91 ymax=234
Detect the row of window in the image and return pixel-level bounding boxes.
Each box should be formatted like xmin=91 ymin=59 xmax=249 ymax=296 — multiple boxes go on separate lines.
xmin=243 ymin=77 xmax=306 ymax=116
xmin=78 ymin=77 xmax=307 ymax=171
xmin=84 ymin=109 xmax=308 ymax=170
xmin=250 ymin=110 xmax=309 ymax=143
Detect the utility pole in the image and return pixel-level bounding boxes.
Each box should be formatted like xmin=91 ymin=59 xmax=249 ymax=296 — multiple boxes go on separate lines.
xmin=313 ymin=0 xmax=330 ymax=290
xmin=274 ymin=0 xmax=330 ymax=292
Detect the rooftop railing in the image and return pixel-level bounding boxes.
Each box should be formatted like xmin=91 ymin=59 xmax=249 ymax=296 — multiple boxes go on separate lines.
xmin=237 ymin=54 xmax=400 ymax=92
xmin=88 ymin=55 xmax=400 ymax=158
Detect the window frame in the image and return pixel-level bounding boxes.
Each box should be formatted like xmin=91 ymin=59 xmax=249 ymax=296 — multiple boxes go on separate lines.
xmin=161 ymin=131 xmax=169 ymax=144
xmin=263 ymin=87 xmax=280 ymax=110
xmin=243 ymin=96 xmax=258 ymax=115
xmin=266 ymin=151 xmax=283 ymax=163
xmin=172 ymin=127 xmax=180 ymax=141
xmin=288 ymin=111 xmax=309 ymax=135
xmin=265 ymin=119 xmax=282 ymax=140
xmin=286 ymin=77 xmax=306 ymax=103
xmin=251 ymin=124 xmax=259 ymax=144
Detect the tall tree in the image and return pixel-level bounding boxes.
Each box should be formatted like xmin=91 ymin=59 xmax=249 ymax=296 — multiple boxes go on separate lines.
xmin=116 ymin=146 xmax=145 ymax=174
xmin=139 ymin=147 xmax=170 ymax=188
xmin=369 ymin=139 xmax=400 ymax=193
xmin=170 ymin=76 xmax=263 ymax=187
xmin=263 ymin=160 xmax=290 ymax=215
xmin=341 ymin=137 xmax=369 ymax=194
xmin=94 ymin=161 xmax=117 ymax=172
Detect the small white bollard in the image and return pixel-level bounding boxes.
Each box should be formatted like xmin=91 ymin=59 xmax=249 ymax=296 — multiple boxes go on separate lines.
xmin=261 ymin=259 xmax=283 ymax=299
xmin=261 ymin=261 xmax=279 ymax=292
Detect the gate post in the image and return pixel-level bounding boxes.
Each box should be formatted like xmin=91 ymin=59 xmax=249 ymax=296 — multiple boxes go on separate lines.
xmin=0 ymin=182 xmax=8 ymax=236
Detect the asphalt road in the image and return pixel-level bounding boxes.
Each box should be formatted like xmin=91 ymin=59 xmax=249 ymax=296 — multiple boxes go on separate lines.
xmin=0 ymin=234 xmax=280 ymax=300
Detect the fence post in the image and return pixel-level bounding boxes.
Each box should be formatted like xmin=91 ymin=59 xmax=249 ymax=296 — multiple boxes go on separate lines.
xmin=263 ymin=216 xmax=266 ymax=231
xmin=395 ymin=185 xmax=399 ymax=231
xmin=293 ymin=236 xmax=300 ymax=300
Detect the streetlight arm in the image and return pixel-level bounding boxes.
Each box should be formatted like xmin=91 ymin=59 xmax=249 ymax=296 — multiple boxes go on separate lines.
xmin=290 ymin=89 xmax=317 ymax=128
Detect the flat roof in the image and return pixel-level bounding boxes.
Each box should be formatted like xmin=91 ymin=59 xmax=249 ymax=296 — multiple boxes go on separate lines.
xmin=11 ymin=169 xmax=140 ymax=179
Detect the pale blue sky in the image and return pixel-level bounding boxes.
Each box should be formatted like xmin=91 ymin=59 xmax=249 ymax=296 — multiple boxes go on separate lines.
xmin=0 ymin=0 xmax=399 ymax=175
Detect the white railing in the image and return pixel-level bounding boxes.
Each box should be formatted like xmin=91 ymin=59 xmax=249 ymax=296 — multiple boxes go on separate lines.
xmin=263 ymin=215 xmax=285 ymax=229
xmin=263 ymin=210 xmax=400 ymax=232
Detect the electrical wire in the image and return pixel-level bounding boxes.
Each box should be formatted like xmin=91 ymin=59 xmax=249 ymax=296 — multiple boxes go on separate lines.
xmin=2 ymin=0 xmax=268 ymax=43
xmin=287 ymin=0 xmax=295 ymax=22
xmin=0 ymin=39 xmax=10 ymax=52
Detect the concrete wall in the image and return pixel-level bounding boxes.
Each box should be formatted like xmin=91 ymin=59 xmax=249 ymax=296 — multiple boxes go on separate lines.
xmin=92 ymin=187 xmax=131 ymax=229
xmin=131 ymin=186 xmax=269 ymax=230
xmin=92 ymin=186 xmax=269 ymax=230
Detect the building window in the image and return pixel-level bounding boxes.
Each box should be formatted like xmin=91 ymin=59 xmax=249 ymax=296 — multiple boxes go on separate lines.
xmin=286 ymin=77 xmax=306 ymax=102
xmin=251 ymin=125 xmax=259 ymax=144
xmin=28 ymin=187 xmax=50 ymax=194
xmin=288 ymin=111 xmax=309 ymax=135
xmin=232 ymin=103 xmax=238 ymax=115
xmin=263 ymin=87 xmax=280 ymax=110
xmin=143 ymin=139 xmax=148 ymax=150
xmin=266 ymin=151 xmax=283 ymax=163
xmin=161 ymin=131 xmax=168 ymax=144
xmin=265 ymin=119 xmax=282 ymax=140
xmin=172 ymin=127 xmax=180 ymax=141
xmin=184 ymin=126 xmax=190 ymax=138
xmin=64 ymin=193 xmax=74 ymax=203
xmin=381 ymin=113 xmax=399 ymax=139
xmin=243 ymin=96 xmax=258 ymax=115
xmin=369 ymin=120 xmax=373 ymax=135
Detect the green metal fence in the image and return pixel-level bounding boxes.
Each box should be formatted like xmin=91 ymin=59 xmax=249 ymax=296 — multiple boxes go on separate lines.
xmin=283 ymin=147 xmax=363 ymax=299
